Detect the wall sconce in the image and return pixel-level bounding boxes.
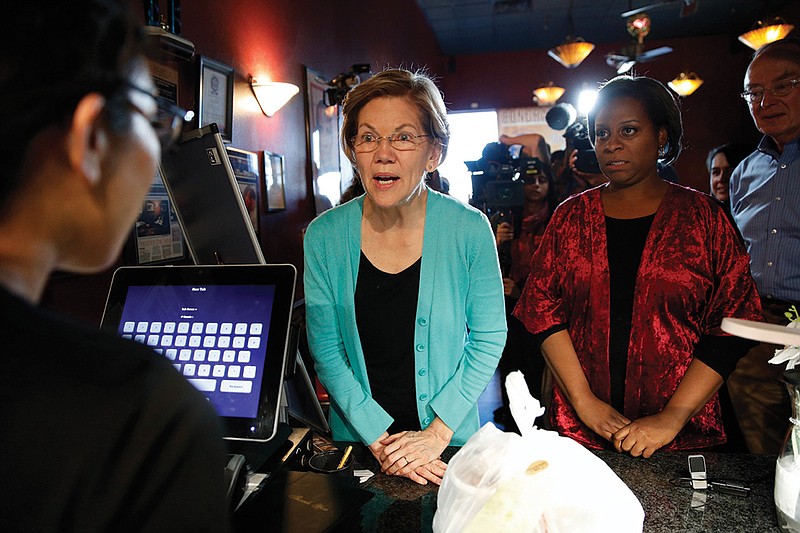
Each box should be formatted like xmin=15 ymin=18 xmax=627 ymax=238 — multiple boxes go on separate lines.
xmin=668 ymin=72 xmax=704 ymax=97
xmin=533 ymin=82 xmax=566 ymax=105
xmin=249 ymin=76 xmax=299 ymax=117
xmin=738 ymin=17 xmax=795 ymax=50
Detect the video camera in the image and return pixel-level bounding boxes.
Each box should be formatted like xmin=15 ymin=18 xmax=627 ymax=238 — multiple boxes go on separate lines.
xmin=546 ymin=103 xmax=600 ymax=175
xmin=323 ymin=64 xmax=371 ymax=107
xmin=466 ymin=141 xmax=546 ymax=214
xmin=465 ymin=142 xmax=546 ymax=273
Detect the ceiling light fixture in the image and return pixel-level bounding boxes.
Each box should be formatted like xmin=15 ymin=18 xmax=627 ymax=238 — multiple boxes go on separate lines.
xmin=249 ymin=76 xmax=299 ymax=117
xmin=533 ymin=82 xmax=566 ymax=105
xmin=548 ymin=39 xmax=596 ymax=69
xmin=738 ymin=17 xmax=795 ymax=50
xmin=668 ymin=72 xmax=704 ymax=97
xmin=548 ymin=0 xmax=595 ymax=69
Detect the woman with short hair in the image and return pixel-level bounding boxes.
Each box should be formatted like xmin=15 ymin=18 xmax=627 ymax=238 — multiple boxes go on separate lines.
xmin=304 ymin=68 xmax=506 ymax=484
xmin=514 ymin=76 xmax=761 ymax=458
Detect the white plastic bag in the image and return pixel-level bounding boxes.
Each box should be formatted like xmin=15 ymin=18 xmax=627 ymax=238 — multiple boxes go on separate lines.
xmin=432 ymin=372 xmax=644 ymax=533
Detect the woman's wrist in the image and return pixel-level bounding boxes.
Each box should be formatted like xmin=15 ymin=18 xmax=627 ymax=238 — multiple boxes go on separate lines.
xmin=658 ymin=404 xmax=693 ymax=431
xmin=369 ymin=432 xmax=389 ymax=453
xmin=570 ymin=388 xmax=601 ymax=414
xmin=425 ymin=417 xmax=454 ymax=447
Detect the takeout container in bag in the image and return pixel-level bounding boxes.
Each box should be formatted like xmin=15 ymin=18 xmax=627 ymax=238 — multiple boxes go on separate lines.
xmin=432 ymin=372 xmax=644 ymax=533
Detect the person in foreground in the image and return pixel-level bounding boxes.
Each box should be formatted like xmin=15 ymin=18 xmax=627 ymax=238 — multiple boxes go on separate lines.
xmin=304 ymin=68 xmax=506 ymax=484
xmin=727 ymin=38 xmax=800 ymax=454
xmin=514 ymin=75 xmax=762 ymax=458
xmin=0 ymin=2 xmax=230 ymax=531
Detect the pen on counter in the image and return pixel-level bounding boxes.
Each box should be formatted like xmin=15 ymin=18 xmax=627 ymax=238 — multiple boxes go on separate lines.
xmin=338 ymin=445 xmax=353 ymax=470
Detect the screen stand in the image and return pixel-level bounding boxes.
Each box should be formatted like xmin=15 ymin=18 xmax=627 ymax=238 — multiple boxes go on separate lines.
xmin=226 ymin=423 xmax=293 ymax=473
xmin=279 ymin=349 xmax=331 ymax=435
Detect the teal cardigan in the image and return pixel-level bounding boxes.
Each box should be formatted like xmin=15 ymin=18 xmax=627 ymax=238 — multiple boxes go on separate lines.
xmin=303 ymin=190 xmax=507 ymax=446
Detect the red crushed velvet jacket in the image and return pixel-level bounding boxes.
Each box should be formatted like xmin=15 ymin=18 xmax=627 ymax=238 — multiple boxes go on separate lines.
xmin=513 ymin=183 xmax=762 ymax=450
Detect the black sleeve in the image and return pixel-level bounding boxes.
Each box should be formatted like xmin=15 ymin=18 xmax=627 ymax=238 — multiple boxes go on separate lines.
xmin=694 ymin=334 xmax=759 ymax=379
xmin=533 ymin=323 xmax=569 ymax=351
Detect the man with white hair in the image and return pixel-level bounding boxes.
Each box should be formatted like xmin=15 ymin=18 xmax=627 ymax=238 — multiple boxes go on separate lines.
xmin=728 ymin=38 xmax=800 ymax=455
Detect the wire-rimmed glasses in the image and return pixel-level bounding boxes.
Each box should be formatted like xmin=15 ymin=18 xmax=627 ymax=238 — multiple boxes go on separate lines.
xmin=740 ymin=78 xmax=800 ymax=105
xmin=351 ymin=131 xmax=431 ymax=153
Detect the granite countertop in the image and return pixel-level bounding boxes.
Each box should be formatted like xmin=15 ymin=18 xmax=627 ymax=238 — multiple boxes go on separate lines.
xmin=596 ymin=450 xmax=779 ymax=533
xmin=353 ymin=445 xmax=781 ymax=533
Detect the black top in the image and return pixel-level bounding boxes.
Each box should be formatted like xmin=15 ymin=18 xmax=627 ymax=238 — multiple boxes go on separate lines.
xmin=606 ymin=214 xmax=656 ymax=412
xmin=355 ymin=252 xmax=422 ymax=434
xmin=605 ymin=214 xmax=756 ymax=413
xmin=0 ymin=285 xmax=230 ymax=532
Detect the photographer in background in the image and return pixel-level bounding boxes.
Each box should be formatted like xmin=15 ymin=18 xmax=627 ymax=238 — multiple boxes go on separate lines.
xmin=546 ymin=103 xmax=607 ymax=202
xmin=491 ymin=134 xmax=558 ymax=430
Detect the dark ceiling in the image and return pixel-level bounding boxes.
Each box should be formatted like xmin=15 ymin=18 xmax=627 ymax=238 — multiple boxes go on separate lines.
xmin=414 ymin=0 xmax=799 ymax=56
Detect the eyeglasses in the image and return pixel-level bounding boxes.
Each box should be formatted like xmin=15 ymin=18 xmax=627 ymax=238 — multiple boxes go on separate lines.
xmin=740 ymin=78 xmax=800 ymax=104
xmin=125 ymin=83 xmax=193 ymax=150
xmin=351 ymin=131 xmax=431 ymax=153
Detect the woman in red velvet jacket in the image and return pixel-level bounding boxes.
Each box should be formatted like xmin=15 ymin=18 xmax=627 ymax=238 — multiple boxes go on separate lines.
xmin=514 ymin=76 xmax=762 ymax=458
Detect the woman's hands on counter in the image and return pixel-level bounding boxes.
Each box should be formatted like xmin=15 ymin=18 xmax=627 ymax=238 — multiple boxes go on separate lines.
xmin=369 ymin=418 xmax=453 ymax=485
xmin=573 ymin=394 xmax=631 ymax=442
xmin=612 ymin=412 xmax=683 ymax=458
xmin=610 ymin=358 xmax=723 ymax=458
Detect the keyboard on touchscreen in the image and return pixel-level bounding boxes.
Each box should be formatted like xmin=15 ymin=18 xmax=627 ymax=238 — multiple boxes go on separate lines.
xmin=123 ymin=321 xmax=263 ymax=394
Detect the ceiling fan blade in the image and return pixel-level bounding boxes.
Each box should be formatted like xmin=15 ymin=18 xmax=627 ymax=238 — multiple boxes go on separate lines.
xmin=636 ymin=46 xmax=673 ymax=61
xmin=607 ymin=52 xmax=637 ymax=73
xmin=617 ymin=60 xmax=637 ymax=74
xmin=621 ymin=0 xmax=677 ymax=17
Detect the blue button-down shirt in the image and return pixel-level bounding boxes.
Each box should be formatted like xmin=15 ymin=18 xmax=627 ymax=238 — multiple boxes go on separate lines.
xmin=730 ymin=136 xmax=800 ymax=302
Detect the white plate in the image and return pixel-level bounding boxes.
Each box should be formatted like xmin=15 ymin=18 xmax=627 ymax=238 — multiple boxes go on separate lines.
xmin=721 ymin=317 xmax=800 ymax=345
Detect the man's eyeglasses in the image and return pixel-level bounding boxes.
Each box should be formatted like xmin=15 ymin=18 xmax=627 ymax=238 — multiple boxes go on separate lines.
xmin=351 ymin=131 xmax=431 ymax=153
xmin=125 ymin=83 xmax=193 ymax=150
xmin=740 ymin=78 xmax=800 ymax=105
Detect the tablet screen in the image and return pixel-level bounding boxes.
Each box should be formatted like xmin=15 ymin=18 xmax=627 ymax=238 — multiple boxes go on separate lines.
xmin=101 ymin=265 xmax=296 ymax=441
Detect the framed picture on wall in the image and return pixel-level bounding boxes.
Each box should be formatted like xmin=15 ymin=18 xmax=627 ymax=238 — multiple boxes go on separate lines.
xmin=125 ymin=166 xmax=187 ymax=265
xmin=225 ymin=147 xmax=260 ymax=236
xmin=198 ymin=56 xmax=234 ymax=143
xmin=304 ymin=66 xmax=341 ymax=213
xmin=263 ymin=150 xmax=286 ymax=211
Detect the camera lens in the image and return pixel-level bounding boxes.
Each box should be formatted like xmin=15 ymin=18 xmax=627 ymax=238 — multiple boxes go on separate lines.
xmin=497 ymin=186 xmax=513 ymax=200
xmin=545 ymin=103 xmax=577 ymax=131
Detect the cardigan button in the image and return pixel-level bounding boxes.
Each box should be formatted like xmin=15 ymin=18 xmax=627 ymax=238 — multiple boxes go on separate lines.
xmin=423 ymin=417 xmax=431 ymax=425
xmin=416 ymin=343 xmax=425 ymax=352
xmin=418 ymin=368 xmax=427 ymax=376
xmin=419 ymin=394 xmax=428 ymax=401
xmin=418 ymin=317 xmax=428 ymax=326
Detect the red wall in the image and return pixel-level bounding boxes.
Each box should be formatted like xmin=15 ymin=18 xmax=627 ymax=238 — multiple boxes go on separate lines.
xmin=41 ymin=0 xmax=443 ymax=325
xmin=41 ymin=0 xmax=800 ymax=325
xmin=441 ymin=33 xmax=763 ymax=193
xmin=176 ymin=0 xmax=443 ymax=269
